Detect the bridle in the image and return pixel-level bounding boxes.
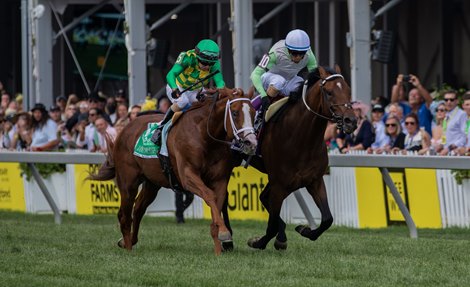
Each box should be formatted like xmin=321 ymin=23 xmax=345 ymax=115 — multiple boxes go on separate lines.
xmin=206 ymin=93 xmax=255 ymax=146
xmin=302 ymin=73 xmax=354 ymax=131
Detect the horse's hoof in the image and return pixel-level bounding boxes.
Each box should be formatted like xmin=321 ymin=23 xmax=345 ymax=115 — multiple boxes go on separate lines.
xmin=247 ymin=237 xmax=266 ymax=250
xmin=218 ymin=231 xmax=232 ymax=242
xmin=274 ymin=239 xmax=287 ymax=251
xmin=222 ymin=241 xmax=234 ymax=252
xmin=295 ymin=225 xmax=311 ymax=237
xmin=117 ymin=238 xmax=125 ymax=249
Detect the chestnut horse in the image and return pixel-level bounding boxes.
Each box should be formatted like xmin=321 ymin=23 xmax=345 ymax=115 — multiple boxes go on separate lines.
xmin=89 ymin=88 xmax=257 ymax=255
xmin=243 ymin=65 xmax=357 ymax=250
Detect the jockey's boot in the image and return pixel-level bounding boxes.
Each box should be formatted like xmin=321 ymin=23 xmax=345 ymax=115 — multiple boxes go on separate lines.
xmin=254 ymin=96 xmax=270 ymax=133
xmin=151 ymin=109 xmax=175 ymax=146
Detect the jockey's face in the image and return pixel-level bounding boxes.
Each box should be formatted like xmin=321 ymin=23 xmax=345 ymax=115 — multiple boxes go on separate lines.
xmin=289 ymin=50 xmax=306 ymax=63
xmin=198 ymin=59 xmax=213 ymax=71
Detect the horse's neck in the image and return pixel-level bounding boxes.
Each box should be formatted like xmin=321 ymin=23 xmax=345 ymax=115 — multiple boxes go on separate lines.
xmin=289 ymin=85 xmax=328 ymax=134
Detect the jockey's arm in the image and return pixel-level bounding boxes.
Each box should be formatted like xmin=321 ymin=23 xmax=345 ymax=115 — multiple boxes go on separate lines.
xmin=166 ymin=63 xmax=184 ymax=90
xmin=306 ymin=50 xmax=318 ymax=73
xmin=251 ymin=52 xmax=276 ymax=98
xmin=211 ymin=62 xmax=226 ymax=89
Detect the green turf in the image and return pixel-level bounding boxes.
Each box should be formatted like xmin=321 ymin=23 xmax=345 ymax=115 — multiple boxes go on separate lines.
xmin=0 ymin=211 xmax=469 ymax=287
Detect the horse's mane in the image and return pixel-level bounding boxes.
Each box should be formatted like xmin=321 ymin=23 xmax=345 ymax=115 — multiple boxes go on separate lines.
xmin=289 ymin=66 xmax=338 ymax=99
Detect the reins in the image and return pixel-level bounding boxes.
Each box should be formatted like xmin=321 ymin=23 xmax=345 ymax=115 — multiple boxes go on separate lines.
xmin=301 ymin=73 xmax=354 ymax=130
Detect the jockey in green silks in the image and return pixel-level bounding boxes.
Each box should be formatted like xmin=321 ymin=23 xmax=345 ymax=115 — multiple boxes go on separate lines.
xmin=151 ymin=39 xmax=225 ymax=145
xmin=250 ymin=29 xmax=318 ymax=131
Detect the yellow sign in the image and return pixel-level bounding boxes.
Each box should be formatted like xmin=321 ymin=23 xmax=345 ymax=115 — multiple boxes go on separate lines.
xmin=0 ymin=163 xmax=26 ymax=211
xmin=203 ymin=166 xmax=269 ymax=220
xmin=74 ymin=164 xmax=120 ymax=215
xmin=355 ymin=167 xmax=441 ymax=228
xmin=384 ymin=169 xmax=408 ymax=222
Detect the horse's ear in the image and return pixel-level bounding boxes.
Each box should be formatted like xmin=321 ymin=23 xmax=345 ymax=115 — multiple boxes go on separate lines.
xmin=246 ymin=86 xmax=255 ymax=100
xmin=334 ymin=64 xmax=341 ymax=74
xmin=318 ymin=66 xmax=328 ymax=79
xmin=232 ymin=88 xmax=244 ymax=97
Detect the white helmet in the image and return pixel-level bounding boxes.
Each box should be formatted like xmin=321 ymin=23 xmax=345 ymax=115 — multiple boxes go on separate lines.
xmin=285 ymin=29 xmax=310 ymax=52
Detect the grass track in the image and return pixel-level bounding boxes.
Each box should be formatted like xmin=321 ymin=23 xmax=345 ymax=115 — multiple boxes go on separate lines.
xmin=1 ymin=211 xmax=469 ymax=287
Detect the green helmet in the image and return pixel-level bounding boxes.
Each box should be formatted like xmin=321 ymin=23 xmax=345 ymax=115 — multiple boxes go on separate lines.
xmin=195 ymin=39 xmax=220 ymax=63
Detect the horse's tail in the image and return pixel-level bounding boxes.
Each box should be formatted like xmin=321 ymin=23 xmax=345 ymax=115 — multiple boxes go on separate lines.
xmin=87 ymin=133 xmax=116 ymax=181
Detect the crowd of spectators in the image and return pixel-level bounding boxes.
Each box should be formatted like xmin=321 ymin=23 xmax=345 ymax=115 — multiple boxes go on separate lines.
xmin=327 ymin=74 xmax=470 ymax=156
xmin=2 ymin=73 xmax=470 ymax=157
xmin=0 ymin=82 xmax=169 ymax=153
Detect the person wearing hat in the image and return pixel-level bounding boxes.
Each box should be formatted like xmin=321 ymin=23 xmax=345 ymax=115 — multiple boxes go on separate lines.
xmin=336 ymin=101 xmax=375 ymax=153
xmin=250 ymin=29 xmax=318 ymax=131
xmin=150 ymin=39 xmax=226 ymax=146
xmin=370 ymin=104 xmax=388 ymax=149
xmin=30 ymin=103 xmax=59 ymax=151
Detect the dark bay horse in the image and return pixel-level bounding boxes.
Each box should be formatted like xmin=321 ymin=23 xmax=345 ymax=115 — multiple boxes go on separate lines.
xmin=244 ymin=65 xmax=357 ymax=250
xmin=89 ymin=88 xmax=257 ymax=255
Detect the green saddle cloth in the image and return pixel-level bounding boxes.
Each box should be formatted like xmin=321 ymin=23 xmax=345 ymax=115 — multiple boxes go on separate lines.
xmin=133 ymin=122 xmax=160 ymax=158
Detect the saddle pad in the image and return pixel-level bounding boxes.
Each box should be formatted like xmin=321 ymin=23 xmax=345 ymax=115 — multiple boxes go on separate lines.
xmin=133 ymin=122 xmax=160 ymax=158
xmin=265 ymin=97 xmax=289 ymax=122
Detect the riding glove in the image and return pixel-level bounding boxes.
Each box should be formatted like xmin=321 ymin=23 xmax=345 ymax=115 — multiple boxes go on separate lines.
xmin=171 ymin=89 xmax=180 ymax=99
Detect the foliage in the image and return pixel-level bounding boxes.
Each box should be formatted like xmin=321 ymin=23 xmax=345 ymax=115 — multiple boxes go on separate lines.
xmin=19 ymin=162 xmax=66 ymax=181
xmin=431 ymin=83 xmax=466 ymax=104
xmin=2 ymin=211 xmax=470 ymax=287
xmin=451 ymin=169 xmax=470 ymax=185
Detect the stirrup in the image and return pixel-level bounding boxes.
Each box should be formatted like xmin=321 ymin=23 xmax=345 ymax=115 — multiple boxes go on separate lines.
xmin=151 ymin=128 xmax=163 ymax=145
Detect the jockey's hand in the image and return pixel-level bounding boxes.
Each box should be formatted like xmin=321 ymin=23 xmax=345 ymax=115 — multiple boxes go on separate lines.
xmin=206 ymin=87 xmax=217 ymax=94
xmin=261 ymin=96 xmax=270 ymax=110
xmin=171 ymin=89 xmax=180 ymax=99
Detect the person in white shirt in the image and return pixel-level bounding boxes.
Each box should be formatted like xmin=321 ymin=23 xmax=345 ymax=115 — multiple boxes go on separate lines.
xmin=30 ymin=103 xmax=59 ymax=151
xmin=437 ymin=91 xmax=467 ymax=155
xmin=92 ymin=116 xmax=116 ymax=153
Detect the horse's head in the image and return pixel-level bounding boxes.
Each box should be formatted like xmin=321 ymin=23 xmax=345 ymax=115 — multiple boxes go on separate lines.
xmin=218 ymin=88 xmax=258 ymax=154
xmin=317 ymin=65 xmax=357 ymax=134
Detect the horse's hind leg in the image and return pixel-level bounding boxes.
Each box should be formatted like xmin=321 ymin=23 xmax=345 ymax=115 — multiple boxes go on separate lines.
xmin=295 ymin=178 xmax=333 ymax=241
xmin=247 ymin=183 xmax=286 ymax=250
xmin=131 ymin=179 xmax=160 ymax=246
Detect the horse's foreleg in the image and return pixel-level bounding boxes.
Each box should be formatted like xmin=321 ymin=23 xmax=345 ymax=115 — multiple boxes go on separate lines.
xmin=132 ymin=180 xmax=160 ymax=246
xmin=181 ymin=171 xmax=229 ymax=255
xmin=296 ymin=179 xmax=333 ymax=241
xmin=258 ymin=183 xmax=287 ymax=250
xmin=248 ymin=183 xmax=285 ymax=250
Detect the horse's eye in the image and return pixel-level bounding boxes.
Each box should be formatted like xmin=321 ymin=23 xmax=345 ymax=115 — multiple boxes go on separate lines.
xmin=232 ymin=111 xmax=239 ymax=118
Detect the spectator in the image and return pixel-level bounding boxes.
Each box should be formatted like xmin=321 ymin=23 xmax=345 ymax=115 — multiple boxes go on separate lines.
xmin=64 ymin=104 xmax=78 ymax=121
xmin=391 ymin=74 xmax=433 ymax=135
xmin=114 ymin=103 xmax=129 ymax=125
xmin=431 ymin=101 xmax=445 ymax=152
xmin=385 ymin=102 xmax=405 ymax=133
xmin=129 ymin=105 xmax=141 ymax=122
xmin=114 ymin=117 xmax=128 ymax=135
xmin=403 ymin=113 xmax=430 ymax=155
xmin=92 ymin=116 xmax=117 ymax=153
xmin=0 ymin=115 xmax=14 ymax=149
xmin=324 ymin=121 xmax=339 ymax=151
xmin=49 ymin=105 xmax=63 ymax=125
xmin=158 ymin=96 xmax=171 ymax=113
xmin=1 ymin=92 xmax=10 ymax=110
xmin=30 ymin=103 xmax=59 ymax=151
xmin=368 ymin=115 xmax=405 ymax=154
xmin=115 ymin=89 xmax=128 ymax=107
xmin=78 ymin=101 xmax=89 ymax=114
xmin=106 ymin=96 xmax=117 ymax=123
xmin=55 ymin=95 xmax=67 ymax=115
xmin=438 ymin=90 xmax=467 ymax=155
xmin=457 ymin=93 xmax=470 ymax=156
xmin=336 ymin=101 xmax=375 ymax=153
xmin=370 ymin=104 xmax=388 ymax=149
xmin=10 ymin=112 xmax=32 ymax=150
xmin=15 ymin=94 xmax=24 ymax=113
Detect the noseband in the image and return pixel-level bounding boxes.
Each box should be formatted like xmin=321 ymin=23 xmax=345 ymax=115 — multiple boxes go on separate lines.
xmin=207 ymin=94 xmax=255 ymax=145
xmin=302 ymin=73 xmax=354 ymax=130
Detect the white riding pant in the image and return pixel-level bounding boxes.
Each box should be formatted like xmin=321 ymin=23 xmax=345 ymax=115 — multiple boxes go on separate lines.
xmin=261 ymin=72 xmax=304 ymax=96
xmin=166 ymin=84 xmax=204 ymax=110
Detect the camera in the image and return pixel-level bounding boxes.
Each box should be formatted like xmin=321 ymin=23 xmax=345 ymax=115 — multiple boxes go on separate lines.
xmin=402 ymin=74 xmax=411 ymax=82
